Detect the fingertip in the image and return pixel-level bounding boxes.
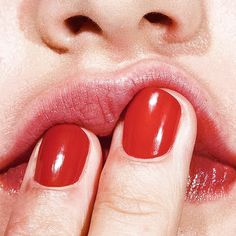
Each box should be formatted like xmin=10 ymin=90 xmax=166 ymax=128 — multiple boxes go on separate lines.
xmin=89 ymin=88 xmax=198 ymax=236
xmin=108 ymin=88 xmax=197 ymax=162
xmin=6 ymin=125 xmax=103 ymax=235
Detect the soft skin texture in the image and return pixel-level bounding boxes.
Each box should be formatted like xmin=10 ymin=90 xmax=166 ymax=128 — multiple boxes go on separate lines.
xmin=5 ymin=130 xmax=103 ymax=235
xmin=0 ymin=0 xmax=236 ymax=235
xmin=5 ymin=90 xmax=197 ymax=236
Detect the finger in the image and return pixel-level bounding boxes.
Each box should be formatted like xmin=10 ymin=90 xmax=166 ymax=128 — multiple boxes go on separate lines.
xmin=5 ymin=124 xmax=102 ymax=236
xmin=89 ymin=88 xmax=197 ymax=236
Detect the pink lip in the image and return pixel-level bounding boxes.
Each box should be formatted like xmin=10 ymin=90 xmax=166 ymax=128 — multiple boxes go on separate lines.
xmin=1 ymin=59 xmax=235 ymax=174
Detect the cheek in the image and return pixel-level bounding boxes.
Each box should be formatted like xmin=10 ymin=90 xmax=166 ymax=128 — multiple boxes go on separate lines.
xmin=176 ymin=0 xmax=236 ymax=129
xmin=169 ymin=1 xmax=236 ymax=175
xmin=0 ymin=2 xmax=63 ymax=155
xmin=207 ymin=0 xmax=236 ymax=84
xmin=205 ymin=0 xmax=236 ymax=133
xmin=0 ymin=1 xmax=28 ymax=74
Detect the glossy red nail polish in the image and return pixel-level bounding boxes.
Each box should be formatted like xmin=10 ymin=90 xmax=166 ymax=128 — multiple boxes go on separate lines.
xmin=123 ymin=87 xmax=181 ymax=158
xmin=35 ymin=124 xmax=89 ymax=187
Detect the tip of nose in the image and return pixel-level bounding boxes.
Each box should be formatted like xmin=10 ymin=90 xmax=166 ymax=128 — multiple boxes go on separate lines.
xmin=35 ymin=1 xmax=204 ymax=55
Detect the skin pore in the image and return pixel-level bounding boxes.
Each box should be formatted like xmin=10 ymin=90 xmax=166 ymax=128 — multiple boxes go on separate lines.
xmin=0 ymin=0 xmax=236 ymax=235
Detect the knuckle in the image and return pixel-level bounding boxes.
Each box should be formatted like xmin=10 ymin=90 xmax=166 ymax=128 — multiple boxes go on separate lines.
xmin=96 ymin=191 xmax=168 ymax=218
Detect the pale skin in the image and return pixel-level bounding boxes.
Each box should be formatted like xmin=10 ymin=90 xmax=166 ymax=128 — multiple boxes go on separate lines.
xmin=1 ymin=1 xmax=236 ymax=235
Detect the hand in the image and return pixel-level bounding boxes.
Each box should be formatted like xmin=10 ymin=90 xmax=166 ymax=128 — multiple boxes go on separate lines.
xmin=5 ymin=88 xmax=197 ymax=236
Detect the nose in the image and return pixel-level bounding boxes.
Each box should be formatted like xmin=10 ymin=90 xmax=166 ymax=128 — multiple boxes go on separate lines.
xmin=37 ymin=0 xmax=203 ymax=53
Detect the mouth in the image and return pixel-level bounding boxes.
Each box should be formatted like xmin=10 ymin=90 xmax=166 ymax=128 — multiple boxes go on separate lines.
xmin=0 ymin=59 xmax=236 ymax=202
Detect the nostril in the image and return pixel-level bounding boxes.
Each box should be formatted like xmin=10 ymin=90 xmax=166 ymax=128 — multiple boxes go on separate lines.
xmin=144 ymin=12 xmax=173 ymax=27
xmin=65 ymin=15 xmax=102 ymax=35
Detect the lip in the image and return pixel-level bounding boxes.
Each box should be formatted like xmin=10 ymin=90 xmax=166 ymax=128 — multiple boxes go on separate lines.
xmin=1 ymin=59 xmax=236 ymax=188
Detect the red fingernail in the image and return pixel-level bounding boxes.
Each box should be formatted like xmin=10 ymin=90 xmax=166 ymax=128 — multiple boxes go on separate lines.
xmin=35 ymin=124 xmax=89 ymax=187
xmin=123 ymin=87 xmax=181 ymax=158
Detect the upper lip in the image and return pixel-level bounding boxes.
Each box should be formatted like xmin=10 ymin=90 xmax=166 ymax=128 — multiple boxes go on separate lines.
xmin=1 ymin=59 xmax=235 ymax=170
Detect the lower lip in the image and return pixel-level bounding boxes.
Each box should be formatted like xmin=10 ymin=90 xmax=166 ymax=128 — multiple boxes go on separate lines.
xmin=0 ymin=163 xmax=27 ymax=194
xmin=186 ymin=154 xmax=236 ymax=203
xmin=0 ymin=151 xmax=235 ymax=203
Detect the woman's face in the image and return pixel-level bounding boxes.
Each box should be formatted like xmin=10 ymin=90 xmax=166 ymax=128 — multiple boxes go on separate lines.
xmin=1 ymin=0 xmax=236 ymax=234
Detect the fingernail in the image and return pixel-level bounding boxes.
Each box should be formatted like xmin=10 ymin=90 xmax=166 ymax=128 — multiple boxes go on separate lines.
xmin=123 ymin=87 xmax=181 ymax=158
xmin=34 ymin=124 xmax=89 ymax=187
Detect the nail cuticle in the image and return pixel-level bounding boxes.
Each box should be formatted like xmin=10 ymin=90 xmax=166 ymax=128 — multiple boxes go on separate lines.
xmin=119 ymin=145 xmax=173 ymax=163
